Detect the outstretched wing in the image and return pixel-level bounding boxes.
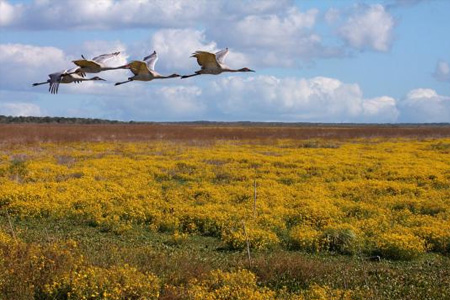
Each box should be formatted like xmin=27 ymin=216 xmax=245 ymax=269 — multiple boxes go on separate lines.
xmin=191 ymin=51 xmax=220 ymax=70
xmin=127 ymin=60 xmax=150 ymax=76
xmin=215 ymin=48 xmax=229 ymax=65
xmin=65 ymin=67 xmax=86 ymax=78
xmin=143 ymin=51 xmax=158 ymax=71
xmin=92 ymin=51 xmax=120 ymax=64
xmin=48 ymin=72 xmax=63 ymax=94
xmin=72 ymin=59 xmax=101 ymax=69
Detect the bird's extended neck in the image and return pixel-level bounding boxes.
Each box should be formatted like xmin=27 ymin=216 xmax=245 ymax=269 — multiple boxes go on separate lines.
xmin=103 ymin=66 xmax=127 ymax=71
xmin=163 ymin=74 xmax=181 ymax=79
xmin=32 ymin=80 xmax=50 ymax=86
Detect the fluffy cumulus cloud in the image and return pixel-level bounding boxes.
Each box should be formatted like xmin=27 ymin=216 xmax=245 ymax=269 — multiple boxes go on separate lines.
xmin=0 ymin=0 xmax=19 ymax=26
xmin=398 ymin=89 xmax=450 ymax=123
xmin=209 ymin=75 xmax=398 ymax=122
xmin=0 ymin=43 xmax=69 ymax=90
xmin=156 ymin=86 xmax=206 ymax=117
xmin=210 ymin=7 xmax=343 ymax=67
xmin=0 ymin=0 xmax=301 ymax=30
xmin=0 ymin=0 xmax=212 ymax=30
xmin=77 ymin=83 xmax=207 ymax=121
xmin=433 ymin=60 xmax=450 ymax=82
xmin=226 ymin=7 xmax=318 ymax=48
xmin=147 ymin=29 xmax=216 ymax=73
xmin=338 ymin=4 xmax=395 ymax=52
xmin=0 ymin=42 xmax=130 ymax=94
xmin=362 ymin=96 xmax=399 ymax=122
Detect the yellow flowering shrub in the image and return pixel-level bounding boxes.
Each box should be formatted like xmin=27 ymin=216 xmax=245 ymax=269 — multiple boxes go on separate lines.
xmin=45 ymin=264 xmax=160 ymax=300
xmin=301 ymin=284 xmax=353 ymax=300
xmin=0 ymin=230 xmax=15 ymax=245
xmin=413 ymin=220 xmax=450 ymax=254
xmin=221 ymin=222 xmax=280 ymax=250
xmin=1 ymin=138 xmax=449 ymax=262
xmin=374 ymin=230 xmax=427 ymax=260
xmin=289 ymin=225 xmax=321 ymax=252
xmin=187 ymin=269 xmax=275 ymax=300
xmin=0 ymin=239 xmax=80 ymax=299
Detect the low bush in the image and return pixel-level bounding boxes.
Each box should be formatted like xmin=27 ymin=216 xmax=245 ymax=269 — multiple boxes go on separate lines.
xmin=186 ymin=269 xmax=275 ymax=300
xmin=374 ymin=231 xmax=426 ymax=260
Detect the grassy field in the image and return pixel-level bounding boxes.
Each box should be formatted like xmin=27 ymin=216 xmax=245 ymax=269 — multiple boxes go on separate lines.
xmin=1 ymin=124 xmax=449 ymax=299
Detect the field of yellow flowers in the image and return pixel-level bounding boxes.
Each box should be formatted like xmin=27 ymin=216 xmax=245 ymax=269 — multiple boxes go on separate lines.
xmin=1 ymin=131 xmax=450 ymax=299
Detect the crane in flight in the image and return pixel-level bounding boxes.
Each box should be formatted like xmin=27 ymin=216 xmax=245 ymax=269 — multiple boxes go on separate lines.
xmin=72 ymin=51 xmax=126 ymax=73
xmin=181 ymin=48 xmax=254 ymax=79
xmin=114 ymin=51 xmax=180 ymax=86
xmin=32 ymin=67 xmax=105 ymax=94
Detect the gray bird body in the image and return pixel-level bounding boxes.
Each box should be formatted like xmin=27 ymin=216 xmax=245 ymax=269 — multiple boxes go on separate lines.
xmin=32 ymin=67 xmax=105 ymax=94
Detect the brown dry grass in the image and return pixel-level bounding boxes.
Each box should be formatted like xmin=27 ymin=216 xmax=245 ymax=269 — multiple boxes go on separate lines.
xmin=1 ymin=124 xmax=450 ymax=144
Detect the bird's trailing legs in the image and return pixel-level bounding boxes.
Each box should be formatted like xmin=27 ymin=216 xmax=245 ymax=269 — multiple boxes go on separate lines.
xmin=115 ymin=79 xmax=133 ymax=86
xmin=32 ymin=80 xmax=57 ymax=93
xmin=180 ymin=73 xmax=201 ymax=79
xmin=32 ymin=81 xmax=49 ymax=86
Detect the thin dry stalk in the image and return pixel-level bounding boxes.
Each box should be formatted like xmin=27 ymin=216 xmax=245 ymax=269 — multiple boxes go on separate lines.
xmin=242 ymin=221 xmax=252 ymax=266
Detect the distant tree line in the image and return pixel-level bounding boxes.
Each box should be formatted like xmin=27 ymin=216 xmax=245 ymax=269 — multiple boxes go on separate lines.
xmin=0 ymin=115 xmax=448 ymax=127
xmin=0 ymin=115 xmax=125 ymax=124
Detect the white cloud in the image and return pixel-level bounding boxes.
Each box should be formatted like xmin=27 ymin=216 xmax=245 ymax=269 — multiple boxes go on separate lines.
xmin=209 ymin=7 xmax=343 ymax=67
xmin=0 ymin=0 xmax=298 ymax=31
xmin=232 ymin=7 xmax=318 ymax=44
xmin=1 ymin=0 xmax=212 ymax=30
xmin=0 ymin=43 xmax=69 ymax=90
xmin=362 ymin=96 xmax=399 ymax=122
xmin=0 ymin=42 xmax=130 ymax=93
xmin=0 ymin=102 xmax=42 ymax=116
xmin=406 ymin=88 xmax=438 ymax=99
xmin=0 ymin=0 xmax=21 ymax=26
xmin=338 ymin=4 xmax=395 ymax=52
xmin=148 ymin=29 xmax=217 ymax=73
xmin=209 ymin=75 xmax=398 ymax=122
xmin=398 ymin=88 xmax=450 ymax=123
xmin=433 ymin=60 xmax=450 ymax=82
xmin=156 ymin=86 xmax=206 ymax=117
xmin=81 ymin=83 xmax=207 ymax=121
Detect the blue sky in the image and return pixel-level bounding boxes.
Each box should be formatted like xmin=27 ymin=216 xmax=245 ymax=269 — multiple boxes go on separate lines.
xmin=0 ymin=0 xmax=449 ymax=122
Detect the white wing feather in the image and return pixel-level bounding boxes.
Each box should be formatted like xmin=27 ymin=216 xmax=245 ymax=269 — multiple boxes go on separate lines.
xmin=215 ymin=48 xmax=229 ymax=65
xmin=92 ymin=52 xmax=120 ymax=64
xmin=143 ymin=51 xmax=158 ymax=71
